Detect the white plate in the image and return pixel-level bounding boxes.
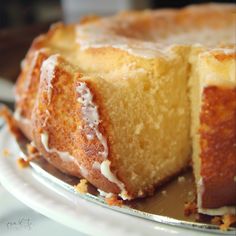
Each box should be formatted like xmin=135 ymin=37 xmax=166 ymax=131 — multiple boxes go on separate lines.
xmin=0 ymin=184 xmax=85 ymax=236
xmin=0 ymin=126 xmax=224 ymax=236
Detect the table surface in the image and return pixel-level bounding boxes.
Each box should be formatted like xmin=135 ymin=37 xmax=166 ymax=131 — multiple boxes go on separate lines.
xmin=0 ymin=25 xmax=87 ymax=236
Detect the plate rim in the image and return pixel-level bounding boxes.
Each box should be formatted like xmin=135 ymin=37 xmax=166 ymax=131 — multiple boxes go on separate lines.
xmin=0 ymin=125 xmax=232 ymax=236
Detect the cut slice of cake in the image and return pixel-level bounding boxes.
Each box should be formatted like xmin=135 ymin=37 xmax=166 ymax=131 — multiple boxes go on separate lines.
xmin=31 ymin=49 xmax=191 ymax=200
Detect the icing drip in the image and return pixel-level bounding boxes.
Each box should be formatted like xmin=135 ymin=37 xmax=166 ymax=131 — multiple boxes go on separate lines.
xmin=95 ymin=129 xmax=108 ymax=159
xmin=38 ymin=74 xmax=90 ymax=176
xmin=97 ymin=189 xmax=114 ymax=198
xmin=76 ymin=82 xmax=129 ymax=199
xmin=76 ymin=82 xmax=108 ymax=159
xmin=14 ymin=108 xmax=31 ymax=125
xmin=86 ymin=133 xmax=94 ymax=140
xmin=199 ymin=206 xmax=236 ymax=216
xmin=41 ymin=132 xmax=76 ymax=162
xmin=76 ymin=19 xmax=235 ymax=59
xmin=100 ymin=160 xmax=129 ymax=200
xmin=76 ymin=82 xmax=99 ymax=126
xmin=40 ymin=54 xmax=59 ymax=104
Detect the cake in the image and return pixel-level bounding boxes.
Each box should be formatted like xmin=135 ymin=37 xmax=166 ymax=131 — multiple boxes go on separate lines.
xmin=14 ymin=3 xmax=236 ymax=214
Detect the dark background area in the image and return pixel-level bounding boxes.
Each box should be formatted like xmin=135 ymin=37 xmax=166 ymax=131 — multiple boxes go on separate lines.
xmin=151 ymin=0 xmax=235 ymax=8
xmin=0 ymin=0 xmax=235 ymax=29
xmin=0 ymin=0 xmax=235 ymax=82
xmin=0 ymin=0 xmax=61 ymax=28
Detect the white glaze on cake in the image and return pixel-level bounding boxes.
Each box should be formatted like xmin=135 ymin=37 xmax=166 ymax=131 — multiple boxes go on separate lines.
xmin=76 ymin=82 xmax=109 ymax=159
xmin=199 ymin=206 xmax=236 ymax=216
xmin=77 ymin=26 xmax=235 ymax=59
xmin=100 ymin=160 xmax=129 ymax=200
xmin=76 ymin=82 xmax=129 ymax=199
xmin=76 ymin=4 xmax=235 ymax=59
xmin=76 ymin=82 xmax=99 ymax=125
xmin=41 ymin=132 xmax=76 ymax=162
xmin=97 ymin=189 xmax=114 ymax=198
xmin=40 ymin=54 xmax=60 ymax=104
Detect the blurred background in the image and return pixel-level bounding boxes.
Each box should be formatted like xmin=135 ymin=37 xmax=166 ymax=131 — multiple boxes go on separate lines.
xmin=1 ymin=0 xmax=235 ymax=28
xmin=0 ymin=0 xmax=235 ymax=82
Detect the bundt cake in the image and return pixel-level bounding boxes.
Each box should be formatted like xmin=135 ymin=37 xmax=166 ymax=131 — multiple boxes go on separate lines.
xmin=14 ymin=3 xmax=236 ymax=215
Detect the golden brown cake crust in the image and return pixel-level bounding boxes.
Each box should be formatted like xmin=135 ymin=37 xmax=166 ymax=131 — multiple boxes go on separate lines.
xmin=200 ymin=86 xmax=236 ymax=208
xmin=15 ymin=49 xmax=50 ymax=140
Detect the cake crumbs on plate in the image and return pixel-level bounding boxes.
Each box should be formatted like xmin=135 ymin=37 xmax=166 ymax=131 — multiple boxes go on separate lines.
xmin=17 ymin=157 xmax=30 ymax=169
xmin=105 ymin=196 xmax=123 ymax=207
xmin=74 ymin=179 xmax=88 ymax=194
xmin=211 ymin=216 xmax=222 ymax=225
xmin=178 ymin=176 xmax=186 ymax=183
xmin=220 ymin=214 xmax=236 ymax=231
xmin=184 ymin=201 xmax=197 ymax=216
xmin=26 ymin=143 xmax=41 ymax=160
xmin=161 ymin=190 xmax=167 ymax=195
xmin=211 ymin=214 xmax=236 ymax=231
xmin=0 ymin=106 xmax=22 ymax=139
xmin=26 ymin=143 xmax=38 ymax=155
xmin=2 ymin=148 xmax=10 ymax=157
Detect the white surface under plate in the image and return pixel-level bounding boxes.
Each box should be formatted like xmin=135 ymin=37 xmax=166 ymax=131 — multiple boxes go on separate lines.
xmin=0 ymin=126 xmax=230 ymax=236
xmin=0 ymin=185 xmax=85 ymax=236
